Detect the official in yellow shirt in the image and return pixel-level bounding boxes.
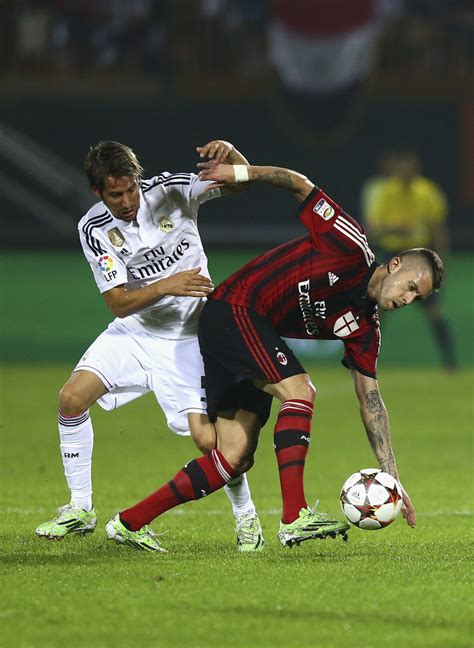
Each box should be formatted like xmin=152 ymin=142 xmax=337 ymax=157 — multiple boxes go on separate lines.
xmin=363 ymin=151 xmax=456 ymax=370
xmin=365 ymin=154 xmax=448 ymax=256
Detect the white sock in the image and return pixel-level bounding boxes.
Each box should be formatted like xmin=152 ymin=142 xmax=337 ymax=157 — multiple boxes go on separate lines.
xmin=224 ymin=473 xmax=256 ymax=518
xmin=58 ymin=410 xmax=94 ymax=512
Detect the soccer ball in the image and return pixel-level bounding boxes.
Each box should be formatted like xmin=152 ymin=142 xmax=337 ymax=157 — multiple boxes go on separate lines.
xmin=340 ymin=468 xmax=403 ymax=530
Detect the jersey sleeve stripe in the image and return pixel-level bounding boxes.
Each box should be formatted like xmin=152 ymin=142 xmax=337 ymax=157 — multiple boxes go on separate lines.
xmin=82 ymin=212 xmax=113 ymax=256
xmin=336 ymin=213 xmax=364 ymax=233
xmin=83 ymin=219 xmax=111 ymax=256
xmin=334 ymin=221 xmax=371 ymax=266
xmin=162 ymin=180 xmax=193 ymax=187
xmin=335 ymin=215 xmax=367 ymax=243
xmin=336 ymin=217 xmax=374 ymax=263
xmin=142 ymin=177 xmax=165 ymax=193
xmin=163 ymin=173 xmax=192 ymax=181
xmin=334 ymin=217 xmax=375 ymax=266
xmin=142 ymin=173 xmax=192 ymax=194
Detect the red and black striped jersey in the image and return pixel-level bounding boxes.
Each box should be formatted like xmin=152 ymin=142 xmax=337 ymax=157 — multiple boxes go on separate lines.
xmin=210 ymin=187 xmax=381 ymax=378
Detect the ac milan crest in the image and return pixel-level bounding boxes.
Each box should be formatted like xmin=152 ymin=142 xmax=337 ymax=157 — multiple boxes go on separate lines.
xmin=333 ymin=312 xmax=359 ymax=337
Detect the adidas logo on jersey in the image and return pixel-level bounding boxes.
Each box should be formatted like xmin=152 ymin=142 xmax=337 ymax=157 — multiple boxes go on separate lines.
xmin=328 ymin=272 xmax=339 ymax=286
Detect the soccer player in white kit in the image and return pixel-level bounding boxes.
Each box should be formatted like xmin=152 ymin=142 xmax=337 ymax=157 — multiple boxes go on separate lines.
xmin=35 ymin=139 xmax=264 ymax=551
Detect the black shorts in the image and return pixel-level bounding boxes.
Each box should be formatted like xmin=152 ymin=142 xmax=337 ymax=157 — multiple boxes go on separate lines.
xmin=198 ymin=299 xmax=306 ymax=425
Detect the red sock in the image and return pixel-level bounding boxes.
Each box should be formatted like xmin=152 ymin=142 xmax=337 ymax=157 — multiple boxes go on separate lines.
xmin=120 ymin=449 xmax=236 ymax=531
xmin=274 ymin=399 xmax=313 ymax=524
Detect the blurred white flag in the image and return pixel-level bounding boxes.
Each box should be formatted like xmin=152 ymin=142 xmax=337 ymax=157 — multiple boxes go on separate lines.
xmin=268 ymin=0 xmax=399 ymax=94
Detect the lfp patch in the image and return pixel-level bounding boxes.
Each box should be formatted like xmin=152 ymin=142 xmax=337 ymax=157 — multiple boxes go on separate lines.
xmin=313 ymin=198 xmax=335 ymax=221
xmin=98 ymin=255 xmax=114 ymax=272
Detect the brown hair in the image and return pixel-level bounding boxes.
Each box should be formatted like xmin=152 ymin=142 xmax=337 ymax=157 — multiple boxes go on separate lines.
xmin=399 ymin=248 xmax=445 ymax=291
xmin=84 ymin=141 xmax=144 ymax=191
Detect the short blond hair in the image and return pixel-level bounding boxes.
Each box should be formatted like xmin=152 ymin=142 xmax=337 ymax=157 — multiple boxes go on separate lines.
xmin=399 ymin=248 xmax=445 ymax=291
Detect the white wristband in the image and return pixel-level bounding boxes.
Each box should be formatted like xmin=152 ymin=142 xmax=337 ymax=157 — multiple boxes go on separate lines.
xmin=233 ymin=165 xmax=250 ymax=183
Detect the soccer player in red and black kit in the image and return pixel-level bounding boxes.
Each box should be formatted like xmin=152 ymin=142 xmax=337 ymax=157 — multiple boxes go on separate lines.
xmin=105 ymin=161 xmax=444 ymax=552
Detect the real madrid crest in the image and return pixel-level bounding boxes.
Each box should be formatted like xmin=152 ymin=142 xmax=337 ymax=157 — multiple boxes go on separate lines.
xmin=107 ymin=227 xmax=125 ymax=248
xmin=159 ymin=216 xmax=174 ymax=233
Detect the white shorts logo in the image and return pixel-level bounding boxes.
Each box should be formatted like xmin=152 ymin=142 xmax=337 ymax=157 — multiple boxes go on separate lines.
xmin=333 ymin=312 xmax=359 ymax=337
xmin=313 ymin=198 xmax=335 ymax=221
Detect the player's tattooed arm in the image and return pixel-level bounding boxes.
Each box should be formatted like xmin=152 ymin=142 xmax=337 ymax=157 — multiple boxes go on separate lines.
xmin=351 ymin=370 xmax=416 ymax=528
xmin=197 ymin=162 xmax=314 ymax=202
xmin=362 ymin=389 xmax=397 ymax=476
xmin=351 ymin=372 xmax=398 ymax=477
xmin=239 ymin=166 xmax=315 ymax=202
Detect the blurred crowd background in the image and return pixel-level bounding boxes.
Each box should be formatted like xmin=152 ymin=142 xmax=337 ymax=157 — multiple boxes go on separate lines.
xmin=0 ymin=0 xmax=473 ymax=368
xmin=2 ymin=1 xmax=473 ymax=85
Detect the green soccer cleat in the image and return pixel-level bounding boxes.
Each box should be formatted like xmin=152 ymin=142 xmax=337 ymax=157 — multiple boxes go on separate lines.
xmin=105 ymin=513 xmax=166 ymax=553
xmin=278 ymin=507 xmax=350 ymax=547
xmin=235 ymin=512 xmax=265 ymax=552
xmin=35 ymin=503 xmax=97 ymax=539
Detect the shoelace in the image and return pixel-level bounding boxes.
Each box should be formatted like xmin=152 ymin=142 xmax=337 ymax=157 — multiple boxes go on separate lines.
xmin=235 ymin=515 xmax=258 ymax=541
xmin=307 ymin=501 xmax=328 ymax=520
xmin=55 ymin=504 xmax=89 ymax=520
xmin=141 ymin=527 xmax=168 ymax=540
xmin=57 ymin=503 xmax=93 ymax=516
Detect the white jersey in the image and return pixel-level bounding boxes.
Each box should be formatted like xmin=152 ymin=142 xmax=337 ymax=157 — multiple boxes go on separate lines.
xmin=78 ymin=172 xmax=221 ymax=339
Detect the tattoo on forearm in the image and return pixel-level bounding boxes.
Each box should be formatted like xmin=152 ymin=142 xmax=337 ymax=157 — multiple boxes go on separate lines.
xmin=365 ymin=389 xmax=383 ymax=413
xmin=363 ymin=390 xmax=397 ymax=475
xmin=259 ymin=170 xmax=294 ymax=190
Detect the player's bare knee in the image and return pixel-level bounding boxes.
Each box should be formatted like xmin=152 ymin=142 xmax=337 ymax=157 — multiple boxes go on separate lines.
xmin=239 ymin=454 xmax=255 ymax=473
xmin=305 ymin=378 xmax=317 ymax=403
xmin=59 ymin=384 xmax=88 ymax=417
xmin=294 ymin=375 xmax=316 ymax=403
xmin=269 ymin=373 xmax=316 ymax=403
xmin=225 ymin=451 xmax=254 ymax=475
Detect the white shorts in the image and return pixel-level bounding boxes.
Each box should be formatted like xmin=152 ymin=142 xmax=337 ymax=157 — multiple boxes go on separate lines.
xmin=74 ymin=320 xmax=207 ymax=435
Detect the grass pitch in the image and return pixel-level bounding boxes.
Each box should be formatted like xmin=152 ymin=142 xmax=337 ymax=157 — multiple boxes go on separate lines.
xmin=1 ymin=364 xmax=472 ymax=648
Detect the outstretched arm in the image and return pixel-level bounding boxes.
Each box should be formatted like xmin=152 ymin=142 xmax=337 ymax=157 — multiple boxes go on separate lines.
xmin=351 ymin=369 xmax=416 ymax=528
xmin=198 ymin=161 xmax=315 ymax=203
